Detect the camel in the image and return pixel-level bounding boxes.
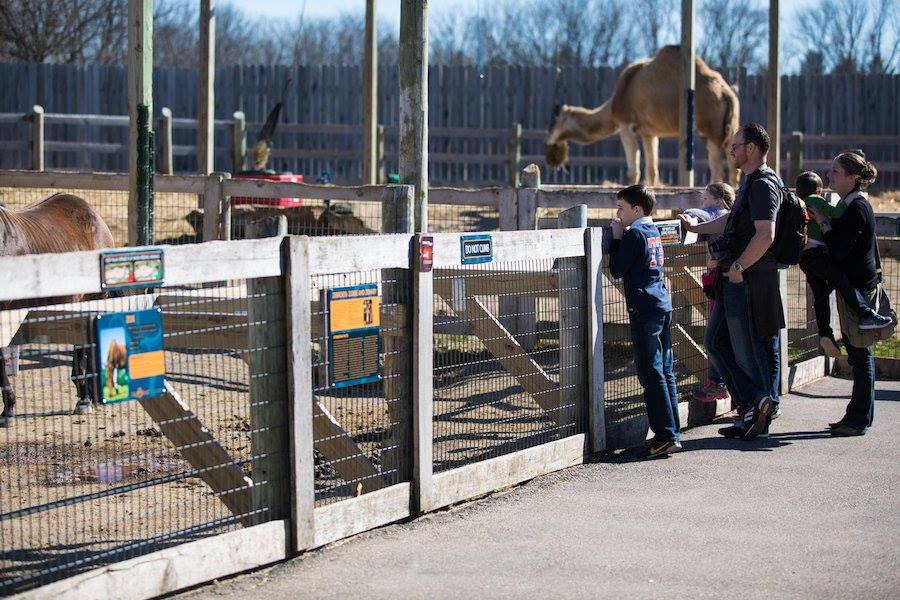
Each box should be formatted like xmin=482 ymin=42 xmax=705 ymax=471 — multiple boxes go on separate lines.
xmin=0 ymin=193 xmax=115 ymax=426
xmin=103 ymin=340 xmax=127 ymax=399
xmin=546 ymin=45 xmax=740 ymax=186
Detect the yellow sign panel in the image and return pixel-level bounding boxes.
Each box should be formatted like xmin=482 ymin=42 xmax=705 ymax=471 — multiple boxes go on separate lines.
xmin=129 ymin=350 xmax=166 ymax=380
xmin=329 ymin=288 xmax=380 ymax=333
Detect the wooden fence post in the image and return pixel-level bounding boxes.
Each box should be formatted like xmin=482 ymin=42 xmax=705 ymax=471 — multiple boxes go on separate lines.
xmin=202 ymin=172 xmax=230 ymax=241
xmin=231 ymin=111 xmax=246 ymax=174
xmin=557 ymin=205 xmax=587 ymax=431
xmin=790 ymin=131 xmax=804 ymax=184
xmin=381 ymin=184 xmax=415 ymax=492
xmin=29 ymin=105 xmax=44 ymax=171
xmin=585 ymin=226 xmax=606 ymax=452
xmin=246 ymin=216 xmax=290 ymax=526
xmin=516 ymin=164 xmax=541 ymax=350
xmin=399 ymin=0 xmax=428 ymax=232
xmin=412 ymin=232 xmax=434 ymax=514
xmin=376 ymin=124 xmax=385 ymax=184
xmin=508 ymin=123 xmax=522 ymax=188
xmin=285 ymin=234 xmax=315 ymax=551
xmin=158 ymin=107 xmax=173 ymax=175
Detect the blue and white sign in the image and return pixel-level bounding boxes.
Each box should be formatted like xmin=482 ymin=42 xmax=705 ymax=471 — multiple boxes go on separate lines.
xmin=460 ymin=234 xmax=493 ymax=265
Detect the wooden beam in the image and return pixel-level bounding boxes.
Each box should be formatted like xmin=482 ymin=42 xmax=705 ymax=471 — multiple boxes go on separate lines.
xmin=312 ymin=400 xmax=386 ymax=491
xmin=430 ymin=434 xmax=586 ymax=510
xmin=678 ymin=0 xmax=695 ymax=187
xmin=363 ymin=0 xmax=378 ymax=185
xmin=158 ymin=107 xmax=173 ymax=175
xmin=231 ymin=111 xmax=246 ymax=173
xmin=767 ymin=0 xmax=781 ymax=175
xmin=198 ymin=0 xmax=216 ymax=174
xmin=412 ymin=235 xmax=435 ymax=513
xmin=140 ymin=382 xmax=253 ymax=523
xmin=399 ymin=0 xmax=428 ymax=231
xmin=128 ymin=0 xmax=153 ymax=246
xmin=18 ymin=520 xmax=289 ymax=600
xmin=435 ymin=291 xmax=562 ymax=424
xmin=557 ymin=206 xmax=586 ymax=434
xmin=585 ymin=227 xmax=606 ymax=453
xmin=285 ymin=236 xmax=315 ymax=550
xmin=30 ymin=105 xmax=43 ymax=171
xmin=313 ymin=483 xmax=410 ymax=549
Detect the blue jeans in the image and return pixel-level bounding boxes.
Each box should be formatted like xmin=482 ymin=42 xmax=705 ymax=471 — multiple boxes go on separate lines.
xmin=708 ymin=280 xmax=780 ymax=413
xmin=841 ymin=337 xmax=875 ymax=430
xmin=629 ymin=311 xmax=680 ymax=442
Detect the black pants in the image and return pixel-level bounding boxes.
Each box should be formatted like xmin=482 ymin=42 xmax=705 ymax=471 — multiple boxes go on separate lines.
xmin=799 ymin=247 xmax=874 ymax=339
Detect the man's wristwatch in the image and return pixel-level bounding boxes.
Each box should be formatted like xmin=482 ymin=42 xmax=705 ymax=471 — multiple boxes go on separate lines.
xmin=732 ymin=261 xmax=744 ymax=273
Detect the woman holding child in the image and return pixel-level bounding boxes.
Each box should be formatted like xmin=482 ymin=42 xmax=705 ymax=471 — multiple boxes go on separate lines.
xmin=807 ymin=150 xmax=886 ymax=436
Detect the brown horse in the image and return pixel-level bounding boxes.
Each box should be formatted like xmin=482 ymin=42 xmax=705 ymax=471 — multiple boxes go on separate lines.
xmin=0 ymin=193 xmax=115 ymax=426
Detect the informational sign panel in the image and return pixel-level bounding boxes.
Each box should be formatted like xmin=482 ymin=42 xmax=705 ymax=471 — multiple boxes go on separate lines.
xmin=327 ymin=284 xmax=382 ymax=389
xmin=100 ymin=249 xmax=164 ymax=291
xmin=94 ymin=308 xmax=165 ymax=404
xmin=654 ymin=220 xmax=683 ymax=247
xmin=460 ymin=234 xmax=493 ymax=265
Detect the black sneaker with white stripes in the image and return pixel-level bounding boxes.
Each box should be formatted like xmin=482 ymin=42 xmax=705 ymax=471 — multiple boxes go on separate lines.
xmin=743 ymin=396 xmax=774 ymax=440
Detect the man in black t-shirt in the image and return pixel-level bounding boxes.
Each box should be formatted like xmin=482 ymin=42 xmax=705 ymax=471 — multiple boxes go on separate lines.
xmin=680 ymin=123 xmax=784 ymax=440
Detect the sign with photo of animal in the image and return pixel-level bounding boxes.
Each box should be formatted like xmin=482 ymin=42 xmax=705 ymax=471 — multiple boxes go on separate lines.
xmin=94 ymin=308 xmax=165 ymax=404
xmin=327 ymin=284 xmax=382 ymax=389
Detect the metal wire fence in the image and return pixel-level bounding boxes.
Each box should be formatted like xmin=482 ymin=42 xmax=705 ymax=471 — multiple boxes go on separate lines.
xmin=785 ymin=265 xmax=820 ymax=366
xmin=0 ymin=279 xmax=289 ymax=594
xmin=432 ymin=258 xmax=586 ymax=472
xmin=310 ymin=269 xmax=412 ymax=506
xmin=0 ymin=187 xmax=201 ymax=246
xmin=875 ymin=250 xmax=900 ymax=359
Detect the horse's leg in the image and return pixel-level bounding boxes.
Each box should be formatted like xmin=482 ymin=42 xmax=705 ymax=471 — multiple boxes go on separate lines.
xmin=619 ymin=127 xmax=641 ymax=184
xmin=0 ymin=347 xmax=17 ymax=427
xmin=72 ymin=346 xmax=93 ymax=415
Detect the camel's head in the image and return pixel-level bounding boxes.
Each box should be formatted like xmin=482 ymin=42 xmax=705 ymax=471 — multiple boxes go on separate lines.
xmin=546 ymin=104 xmax=571 ymax=170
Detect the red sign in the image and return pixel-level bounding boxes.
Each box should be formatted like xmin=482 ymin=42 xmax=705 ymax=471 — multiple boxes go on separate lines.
xmin=419 ymin=236 xmax=434 ymax=272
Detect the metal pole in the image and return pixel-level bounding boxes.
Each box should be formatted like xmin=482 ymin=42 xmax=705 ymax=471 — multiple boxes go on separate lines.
xmin=399 ymin=0 xmax=428 ymax=232
xmin=198 ymin=0 xmax=216 ymax=174
xmin=767 ymin=0 xmax=781 ymax=175
xmin=678 ymin=0 xmax=695 ymax=187
xmin=363 ymin=0 xmax=378 ymax=184
xmin=128 ymin=0 xmax=153 ymax=246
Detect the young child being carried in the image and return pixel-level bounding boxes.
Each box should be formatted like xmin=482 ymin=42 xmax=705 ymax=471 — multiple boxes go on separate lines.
xmin=609 ymin=184 xmax=681 ymax=457
xmin=681 ymin=182 xmax=735 ymax=403
xmin=797 ymin=170 xmax=892 ymax=357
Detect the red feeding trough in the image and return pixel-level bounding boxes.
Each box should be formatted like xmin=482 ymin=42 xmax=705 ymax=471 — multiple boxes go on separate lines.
xmin=231 ymin=171 xmax=305 ymax=208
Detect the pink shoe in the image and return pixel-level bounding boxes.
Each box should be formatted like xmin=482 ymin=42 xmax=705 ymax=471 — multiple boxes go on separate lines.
xmin=693 ymin=379 xmax=730 ymax=403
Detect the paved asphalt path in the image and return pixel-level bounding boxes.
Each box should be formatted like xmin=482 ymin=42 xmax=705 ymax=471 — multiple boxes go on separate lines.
xmin=180 ymin=377 xmax=900 ymax=600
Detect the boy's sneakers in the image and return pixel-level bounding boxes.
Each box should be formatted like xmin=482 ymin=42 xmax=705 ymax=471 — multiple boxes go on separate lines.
xmin=647 ymin=438 xmax=682 ymax=457
xmin=859 ymin=313 xmax=893 ymax=330
xmin=742 ymin=396 xmax=775 ymax=440
xmin=718 ymin=424 xmax=744 ymax=439
xmin=693 ymin=379 xmax=730 ymax=403
xmin=819 ymin=335 xmax=844 ymax=358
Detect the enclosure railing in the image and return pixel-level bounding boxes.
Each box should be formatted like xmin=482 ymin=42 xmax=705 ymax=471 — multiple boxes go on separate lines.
xmin=0 ymin=223 xmax=608 ymax=597
xmin=3 ymin=107 xmax=897 ymax=187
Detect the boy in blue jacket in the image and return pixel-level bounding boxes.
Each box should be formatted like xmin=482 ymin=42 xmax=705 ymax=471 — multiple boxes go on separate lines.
xmin=609 ymin=184 xmax=681 ymax=456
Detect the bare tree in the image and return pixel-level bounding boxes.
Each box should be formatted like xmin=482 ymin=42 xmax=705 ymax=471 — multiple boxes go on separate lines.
xmin=633 ymin=0 xmax=679 ymax=58
xmin=696 ymin=0 xmax=767 ymax=73
xmin=0 ymin=0 xmax=126 ymax=63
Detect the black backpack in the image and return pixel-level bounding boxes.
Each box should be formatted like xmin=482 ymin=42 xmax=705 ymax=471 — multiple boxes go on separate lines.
xmin=750 ymin=170 xmax=809 ymax=266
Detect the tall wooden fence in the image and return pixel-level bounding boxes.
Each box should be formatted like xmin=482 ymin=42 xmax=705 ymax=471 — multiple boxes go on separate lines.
xmin=0 ymin=63 xmax=897 ymax=188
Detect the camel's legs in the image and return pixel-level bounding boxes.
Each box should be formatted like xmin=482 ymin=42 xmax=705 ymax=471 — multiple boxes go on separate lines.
xmin=706 ymin=138 xmax=726 ymax=184
xmin=0 ymin=347 xmax=16 ymax=426
xmin=619 ymin=127 xmax=641 ymax=184
xmin=641 ymin=135 xmax=660 ymax=187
